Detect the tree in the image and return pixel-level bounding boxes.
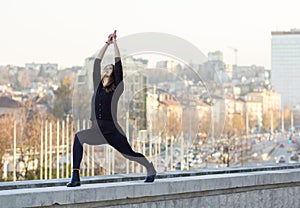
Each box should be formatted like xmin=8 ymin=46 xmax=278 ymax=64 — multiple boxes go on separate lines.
xmin=198 ymin=111 xmax=211 ymax=144
xmin=72 ymin=84 xmax=92 ymax=121
xmin=221 ymin=113 xmax=245 ymax=167
xmin=248 ymin=115 xmax=259 ymax=133
xmin=166 ymin=107 xmax=182 ymax=140
xmin=17 ymin=102 xmax=60 ymax=180
xmin=284 ymin=103 xmax=292 ymax=130
xmin=0 ymin=114 xmax=14 ymax=178
xmin=262 ymin=111 xmax=280 ymax=133
xmin=232 ymin=114 xmax=246 ymax=135
xmin=11 ymin=102 xmax=42 ymax=180
xmin=181 ymin=106 xmax=200 ymax=145
xmin=38 ymin=65 xmax=47 ymax=77
xmin=52 ymin=77 xmax=74 ymax=119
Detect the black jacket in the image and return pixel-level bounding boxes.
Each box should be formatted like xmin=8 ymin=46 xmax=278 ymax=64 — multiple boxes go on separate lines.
xmin=90 ymin=57 xmax=124 ymax=121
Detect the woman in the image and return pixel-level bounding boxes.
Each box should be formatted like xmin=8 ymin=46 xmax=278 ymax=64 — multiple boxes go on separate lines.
xmin=67 ymin=31 xmax=156 ymax=187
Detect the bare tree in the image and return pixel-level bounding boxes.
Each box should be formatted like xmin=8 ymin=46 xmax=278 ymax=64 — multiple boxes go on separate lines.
xmin=13 ymin=101 xmax=42 ymax=180
xmin=0 ymin=114 xmax=14 ymax=179
xmin=52 ymin=77 xmax=74 ymax=119
xmin=220 ymin=113 xmax=246 ymax=167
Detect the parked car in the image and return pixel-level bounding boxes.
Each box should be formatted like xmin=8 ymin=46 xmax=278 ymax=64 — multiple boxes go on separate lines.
xmin=290 ymin=154 xmax=299 ymax=163
xmin=277 ymin=155 xmax=286 ymax=163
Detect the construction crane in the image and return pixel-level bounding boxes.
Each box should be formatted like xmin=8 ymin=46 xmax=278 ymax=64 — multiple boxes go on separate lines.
xmin=227 ymin=46 xmax=238 ymax=66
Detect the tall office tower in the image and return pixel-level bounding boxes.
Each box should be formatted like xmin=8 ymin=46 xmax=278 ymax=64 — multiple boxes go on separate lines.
xmin=271 ymin=29 xmax=300 ymax=106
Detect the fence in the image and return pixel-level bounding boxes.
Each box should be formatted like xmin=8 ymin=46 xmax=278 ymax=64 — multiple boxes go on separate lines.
xmin=2 ymin=118 xmax=189 ymax=181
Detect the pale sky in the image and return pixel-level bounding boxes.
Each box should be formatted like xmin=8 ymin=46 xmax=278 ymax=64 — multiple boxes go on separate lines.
xmin=0 ymin=0 xmax=299 ymax=68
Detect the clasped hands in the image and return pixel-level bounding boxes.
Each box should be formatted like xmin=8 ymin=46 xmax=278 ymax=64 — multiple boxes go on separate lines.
xmin=106 ymin=30 xmax=117 ymax=45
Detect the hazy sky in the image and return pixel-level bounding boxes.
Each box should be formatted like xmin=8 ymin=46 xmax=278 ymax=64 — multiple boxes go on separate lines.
xmin=0 ymin=0 xmax=299 ymax=68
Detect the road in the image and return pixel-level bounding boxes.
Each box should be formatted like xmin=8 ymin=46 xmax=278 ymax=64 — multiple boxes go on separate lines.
xmin=246 ymin=135 xmax=299 ymax=166
xmin=153 ymin=134 xmax=300 ymax=170
xmin=269 ymin=136 xmax=299 ymax=163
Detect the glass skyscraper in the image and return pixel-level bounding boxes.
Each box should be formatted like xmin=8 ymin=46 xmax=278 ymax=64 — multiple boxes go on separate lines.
xmin=271 ymin=29 xmax=300 ymax=107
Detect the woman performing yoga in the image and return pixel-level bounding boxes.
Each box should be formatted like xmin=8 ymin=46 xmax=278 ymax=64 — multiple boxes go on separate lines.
xmin=67 ymin=30 xmax=156 ymax=187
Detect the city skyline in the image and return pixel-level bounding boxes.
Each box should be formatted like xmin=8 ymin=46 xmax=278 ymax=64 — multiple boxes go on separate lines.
xmin=1 ymin=0 xmax=300 ymax=68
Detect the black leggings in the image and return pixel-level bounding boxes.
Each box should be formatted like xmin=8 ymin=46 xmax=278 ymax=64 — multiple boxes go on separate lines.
xmin=72 ymin=134 xmax=83 ymax=169
xmin=72 ymin=120 xmax=150 ymax=170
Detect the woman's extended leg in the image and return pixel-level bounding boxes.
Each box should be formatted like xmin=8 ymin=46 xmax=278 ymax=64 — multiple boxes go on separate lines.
xmin=107 ymin=131 xmax=157 ymax=182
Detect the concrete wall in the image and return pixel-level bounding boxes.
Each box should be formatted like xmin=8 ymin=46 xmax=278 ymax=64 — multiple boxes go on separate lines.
xmin=1 ymin=167 xmax=300 ymax=208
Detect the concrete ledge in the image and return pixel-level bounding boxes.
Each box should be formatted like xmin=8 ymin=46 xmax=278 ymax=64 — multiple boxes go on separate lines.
xmin=1 ymin=163 xmax=300 ymax=190
xmin=1 ymin=166 xmax=300 ymax=207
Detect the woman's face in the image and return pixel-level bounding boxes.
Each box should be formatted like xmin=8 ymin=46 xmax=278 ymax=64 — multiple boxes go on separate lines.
xmin=102 ymin=64 xmax=114 ymax=77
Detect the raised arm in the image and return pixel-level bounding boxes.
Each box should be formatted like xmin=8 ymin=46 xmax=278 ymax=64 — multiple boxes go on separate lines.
xmin=113 ymin=39 xmax=123 ymax=90
xmin=93 ymin=37 xmax=112 ymax=90
xmin=113 ymin=38 xmax=121 ymax=58
xmin=96 ymin=40 xmax=110 ymax=60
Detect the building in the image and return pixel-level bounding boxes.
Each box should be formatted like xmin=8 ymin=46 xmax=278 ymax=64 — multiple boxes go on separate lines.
xmin=271 ymin=29 xmax=300 ymax=106
xmin=156 ymin=60 xmax=183 ymax=71
xmin=232 ymin=65 xmax=271 ymax=95
xmin=245 ymin=100 xmax=263 ymax=132
xmin=201 ymin=51 xmax=226 ymax=83
xmin=245 ymin=91 xmax=281 ymax=132
xmin=147 ymin=89 xmax=182 ymax=140
xmin=246 ymin=91 xmax=281 ymax=114
xmin=25 ymin=63 xmax=58 ymax=71
xmin=0 ymin=94 xmax=23 ymax=116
